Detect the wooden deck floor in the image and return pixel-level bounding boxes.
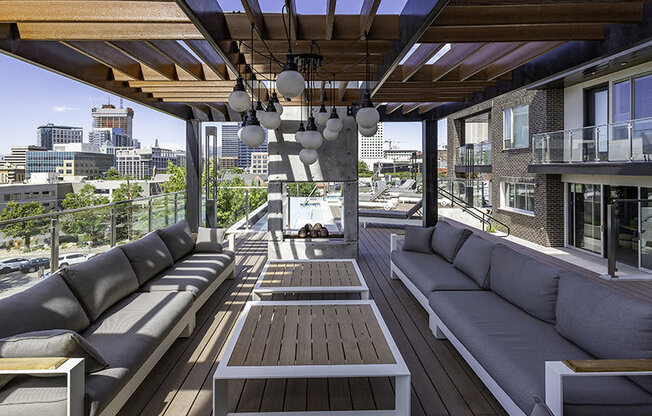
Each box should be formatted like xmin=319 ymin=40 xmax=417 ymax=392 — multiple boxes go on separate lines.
xmin=118 ymin=225 xmax=509 ymax=416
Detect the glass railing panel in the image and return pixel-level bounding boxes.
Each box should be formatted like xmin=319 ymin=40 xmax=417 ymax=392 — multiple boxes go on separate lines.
xmin=129 ymin=199 xmax=150 ymax=241
xmin=608 ymin=122 xmax=631 ymax=161
xmin=632 ymin=118 xmax=652 ymax=161
xmin=58 ymin=205 xmax=112 ymax=266
xmin=150 ymin=195 xmax=172 ymax=231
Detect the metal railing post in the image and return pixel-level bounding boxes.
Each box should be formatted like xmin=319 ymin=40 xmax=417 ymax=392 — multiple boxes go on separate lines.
xmin=594 ymin=127 xmax=600 ymax=162
xmin=628 ymin=122 xmax=634 ymax=161
xmin=607 ymin=204 xmax=618 ymax=278
xmin=148 ymin=198 xmax=153 ymax=232
xmin=245 ymin=188 xmax=250 ymax=229
xmin=110 ymin=207 xmax=117 ymax=247
xmin=174 ymin=193 xmax=179 ymax=223
xmin=50 ymin=217 xmax=59 ymax=272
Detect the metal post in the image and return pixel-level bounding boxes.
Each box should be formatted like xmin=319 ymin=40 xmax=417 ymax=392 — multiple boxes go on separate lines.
xmin=186 ymin=120 xmax=202 ymax=232
xmin=245 ymin=188 xmax=250 ymax=229
xmin=607 ymin=204 xmax=618 ymax=278
xmin=50 ymin=217 xmax=59 ymax=272
xmin=110 ymin=207 xmax=117 ymax=247
xmin=628 ymin=121 xmax=634 ymax=161
xmin=148 ymin=198 xmax=153 ymax=232
xmin=422 ymin=120 xmax=438 ymax=227
xmin=594 ymin=127 xmax=600 ymax=162
xmin=174 ymin=193 xmax=179 ymax=223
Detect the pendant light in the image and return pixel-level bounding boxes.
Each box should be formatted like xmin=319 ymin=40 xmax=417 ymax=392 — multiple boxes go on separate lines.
xmin=255 ymin=99 xmax=265 ymax=120
xmin=344 ymin=105 xmax=355 ymax=122
xmin=261 ymin=99 xmax=281 ymax=130
xmin=301 ymin=116 xmax=323 ymax=149
xmin=272 ymin=92 xmax=283 ymax=116
xmin=240 ymin=24 xmax=266 ymax=148
xmin=276 ymin=1 xmax=304 ymax=98
xmin=315 ymin=103 xmax=329 ymax=127
xmin=325 ymin=80 xmax=342 ymax=134
xmin=237 ymin=112 xmax=248 ymax=140
xmin=228 ymin=76 xmax=250 ymax=112
xmin=323 ymin=127 xmax=339 ymax=141
xmin=299 ymin=148 xmax=318 ymax=165
xmin=358 ymin=124 xmax=378 ymax=137
xmin=295 ymin=121 xmax=305 ymax=143
xmin=355 ymin=33 xmax=380 ymax=129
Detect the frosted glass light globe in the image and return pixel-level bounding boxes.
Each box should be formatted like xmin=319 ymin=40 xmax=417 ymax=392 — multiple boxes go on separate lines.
xmin=276 ymin=70 xmax=304 ymax=98
xmin=255 ymin=100 xmax=265 ymax=120
xmin=240 ymin=124 xmax=266 ymax=148
xmin=237 ymin=126 xmax=244 ymax=140
xmin=315 ymin=105 xmax=329 ymax=127
xmin=272 ymin=93 xmax=283 ymax=115
xmin=301 ymin=129 xmax=323 ymax=150
xmin=323 ymin=128 xmax=339 ymax=141
xmin=295 ymin=130 xmax=304 ymax=143
xmin=260 ymin=110 xmax=281 ymax=130
xmin=359 ymin=124 xmax=378 ymax=137
xmin=326 ymin=117 xmax=343 ymax=133
xmin=299 ymin=148 xmax=318 ymax=165
xmin=356 ymin=106 xmax=380 ymax=129
xmin=228 ymin=90 xmax=250 ymax=112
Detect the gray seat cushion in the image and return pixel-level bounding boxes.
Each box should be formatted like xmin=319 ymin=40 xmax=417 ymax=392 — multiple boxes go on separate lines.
xmin=61 ymin=247 xmax=139 ymax=321
xmin=0 ymin=376 xmax=67 ymax=416
xmin=140 ymin=251 xmax=235 ymax=297
xmin=401 ymin=225 xmax=434 ymax=254
xmin=81 ymin=291 xmax=193 ymax=416
xmin=430 ymin=220 xmax=472 ymax=263
xmin=453 ymin=234 xmax=496 ymax=288
xmin=490 ymin=244 xmax=561 ymax=324
xmin=195 ymin=227 xmax=226 ymax=253
xmin=429 ymin=290 xmax=652 ymax=415
xmin=556 ymin=272 xmax=652 ymax=394
xmin=156 ymin=219 xmax=195 ymax=262
xmin=0 ymin=273 xmax=89 ymax=339
xmin=391 ymin=250 xmax=480 ymax=297
xmin=120 ymin=232 xmax=174 ymax=285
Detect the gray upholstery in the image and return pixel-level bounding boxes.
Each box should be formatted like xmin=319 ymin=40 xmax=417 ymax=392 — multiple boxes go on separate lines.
xmin=81 ymin=291 xmax=193 ymax=416
xmin=490 ymin=244 xmax=561 ymax=324
xmin=453 ymin=234 xmax=495 ymax=288
xmin=0 ymin=274 xmax=89 ymax=339
xmin=0 ymin=330 xmax=107 ymax=372
xmin=429 ymin=290 xmax=652 ymax=415
xmin=430 ymin=220 xmax=472 ymax=263
xmin=556 ymin=272 xmax=652 ymax=394
xmin=530 ymin=397 xmax=554 ymax=416
xmin=402 ymin=225 xmax=434 ymax=254
xmin=120 ymin=232 xmax=174 ymax=285
xmin=141 ymin=251 xmax=235 ymax=297
xmin=195 ymin=227 xmax=226 ymax=253
xmin=61 ymin=247 xmax=139 ymax=321
xmin=391 ymin=250 xmax=480 ymax=297
xmin=0 ymin=376 xmax=67 ymax=416
xmin=156 ymin=220 xmax=195 ymax=261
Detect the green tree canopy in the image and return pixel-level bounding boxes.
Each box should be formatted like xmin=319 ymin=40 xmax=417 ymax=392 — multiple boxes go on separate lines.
xmin=112 ymin=181 xmax=143 ymax=202
xmin=161 ymin=161 xmax=186 ymax=193
xmin=0 ymin=201 xmax=49 ymax=248
xmin=104 ymin=168 xmax=122 ymax=180
xmin=61 ymin=184 xmax=110 ymax=244
xmin=358 ymin=161 xmax=372 ymax=176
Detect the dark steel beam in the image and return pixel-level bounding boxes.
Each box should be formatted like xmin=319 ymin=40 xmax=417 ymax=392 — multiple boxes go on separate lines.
xmin=185 ymin=119 xmax=202 ymax=231
xmin=422 ymin=119 xmax=438 ymax=227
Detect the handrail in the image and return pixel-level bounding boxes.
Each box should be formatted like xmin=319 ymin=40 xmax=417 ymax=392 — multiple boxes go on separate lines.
xmin=438 ymin=186 xmax=511 ymax=236
xmin=302 ymin=185 xmax=319 ymax=205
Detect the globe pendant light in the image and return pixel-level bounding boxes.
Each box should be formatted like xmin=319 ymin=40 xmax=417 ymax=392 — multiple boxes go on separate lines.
xmin=255 ymin=99 xmax=265 ymax=120
xmin=277 ymin=53 xmax=304 ymax=98
xmin=323 ymin=127 xmax=338 ymax=141
xmin=271 ymin=92 xmax=283 ymax=116
xmin=295 ymin=121 xmax=305 ymax=142
xmin=301 ymin=116 xmax=323 ymax=150
xmin=299 ymin=148 xmax=318 ymax=165
xmin=344 ymin=105 xmax=355 ymax=122
xmin=228 ymin=76 xmax=250 ymax=112
xmin=260 ymin=99 xmax=281 ymax=130
xmin=358 ymin=124 xmax=378 ymax=137
xmin=326 ymin=107 xmax=342 ymax=133
xmin=315 ymin=103 xmax=329 ymax=127
xmin=240 ymin=108 xmax=266 ymax=148
xmin=237 ymin=113 xmax=248 ymax=140
xmin=356 ymin=92 xmax=380 ymax=129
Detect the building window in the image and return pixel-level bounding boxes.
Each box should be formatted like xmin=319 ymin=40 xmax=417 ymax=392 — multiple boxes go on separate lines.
xmin=502 ymin=182 xmax=535 ymax=214
xmin=503 ymin=105 xmax=529 ymax=149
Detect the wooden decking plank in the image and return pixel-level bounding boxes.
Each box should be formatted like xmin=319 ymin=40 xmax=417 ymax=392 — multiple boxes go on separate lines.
xmin=228 ymin=305 xmax=263 ymax=366
xmin=258 ymin=379 xmax=286 ymax=412
xmin=284 ymin=378 xmax=308 ymax=411
xmin=242 ymin=305 xmax=274 ymax=366
xmin=324 ymin=304 xmax=346 ymax=365
xmin=328 ymin=378 xmax=353 ymax=410
xmin=349 ymin=377 xmax=377 ymax=410
xmin=348 ymin=305 xmax=380 ymax=364
xmin=279 ymin=305 xmax=299 ymax=365
xmin=261 ymin=305 xmax=286 ymax=366
xmin=311 ymin=305 xmax=329 ymax=365
xmin=335 ymin=305 xmax=364 ymax=365
xmin=306 ymin=378 xmax=330 ymax=411
xmin=296 ymin=305 xmax=313 ymax=365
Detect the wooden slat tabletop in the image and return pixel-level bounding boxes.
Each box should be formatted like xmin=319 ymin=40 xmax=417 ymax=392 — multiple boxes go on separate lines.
xmin=260 ymin=261 xmax=362 ymax=288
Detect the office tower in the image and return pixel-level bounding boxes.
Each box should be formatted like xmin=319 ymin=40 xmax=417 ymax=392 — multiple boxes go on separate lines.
xmin=91 ymin=104 xmax=134 ymax=139
xmin=36 ymin=124 xmax=83 ymax=150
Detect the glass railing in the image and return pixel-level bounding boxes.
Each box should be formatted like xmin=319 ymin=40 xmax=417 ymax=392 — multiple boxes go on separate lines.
xmin=457 ymin=142 xmax=492 ymax=166
xmin=438 ymin=178 xmax=491 ymax=208
xmin=532 ymin=116 xmax=652 ymax=163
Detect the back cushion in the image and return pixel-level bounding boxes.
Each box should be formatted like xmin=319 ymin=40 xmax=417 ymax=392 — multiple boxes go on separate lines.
xmin=453 ymin=234 xmax=495 ymax=288
xmin=120 ymin=232 xmax=174 ymax=285
xmin=0 ymin=274 xmax=89 ymax=339
xmin=195 ymin=227 xmax=226 ymax=253
xmin=156 ymin=220 xmax=195 ymax=262
xmin=556 ymin=272 xmax=652 ymax=393
xmin=61 ymin=247 xmax=139 ymax=321
xmin=401 ymin=225 xmax=434 ymax=254
xmin=430 ymin=221 xmax=472 ymax=263
xmin=490 ymin=244 xmax=561 ymax=324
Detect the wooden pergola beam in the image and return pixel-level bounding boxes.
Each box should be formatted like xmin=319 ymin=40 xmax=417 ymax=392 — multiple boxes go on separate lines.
xmin=147 ymin=40 xmax=204 ymax=80
xmin=401 ymin=43 xmax=444 ymax=82
xmin=16 ymin=22 xmax=203 ymax=40
xmin=421 ymin=23 xmax=605 ymax=43
xmin=360 ymin=0 xmax=381 ymax=35
xmin=62 ymin=41 xmax=144 ymax=80
xmin=109 ymin=41 xmax=178 ymax=81
xmin=457 ymin=42 xmax=523 ymax=81
xmin=485 ymin=41 xmax=564 ymax=80
xmin=241 ymin=0 xmax=264 ymax=35
xmin=184 ymin=40 xmax=228 ymax=80
xmin=337 ymin=81 xmax=349 ymax=102
xmin=402 ymin=102 xmax=421 ymax=115
xmin=431 ymin=43 xmax=484 ymax=81
xmin=326 ymin=0 xmax=336 ymax=40
xmin=385 ymin=103 xmax=403 ymax=115
xmin=418 ymin=102 xmax=443 ymax=115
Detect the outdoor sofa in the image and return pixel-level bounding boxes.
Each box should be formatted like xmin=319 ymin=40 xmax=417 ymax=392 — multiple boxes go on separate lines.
xmin=390 ymin=220 xmax=652 ymax=416
xmin=0 ymin=219 xmax=235 ymax=416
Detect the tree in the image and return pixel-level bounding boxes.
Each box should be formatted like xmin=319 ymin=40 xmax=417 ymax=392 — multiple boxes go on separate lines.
xmin=0 ymin=201 xmax=49 ymax=249
xmin=104 ymin=168 xmax=122 ymax=180
xmin=358 ymin=161 xmax=372 ymax=176
xmin=61 ymin=184 xmax=110 ymax=244
xmin=161 ymin=161 xmax=185 ymax=193
xmin=287 ymin=182 xmax=316 ymax=197
xmin=112 ymin=181 xmax=144 ymax=241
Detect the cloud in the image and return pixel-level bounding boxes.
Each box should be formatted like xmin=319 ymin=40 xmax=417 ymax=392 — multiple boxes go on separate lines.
xmin=52 ymin=106 xmax=75 ymax=113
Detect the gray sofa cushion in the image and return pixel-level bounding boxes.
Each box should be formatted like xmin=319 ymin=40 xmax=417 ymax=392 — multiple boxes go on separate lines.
xmin=81 ymin=291 xmax=193 ymax=416
xmin=430 ymin=220 xmax=472 ymax=263
xmin=0 ymin=273 xmax=89 ymax=339
xmin=156 ymin=219 xmax=195 ymax=262
xmin=453 ymin=234 xmax=495 ymax=288
xmin=530 ymin=397 xmax=554 ymax=416
xmin=556 ymin=272 xmax=652 ymax=394
xmin=0 ymin=376 xmax=67 ymax=416
xmin=391 ymin=250 xmax=480 ymax=297
xmin=120 ymin=232 xmax=174 ymax=285
xmin=0 ymin=330 xmax=107 ymax=372
xmin=141 ymin=251 xmax=235 ymax=297
xmin=401 ymin=226 xmax=434 ymax=254
xmin=61 ymin=247 xmax=139 ymax=321
xmin=195 ymin=227 xmax=226 ymax=253
xmin=490 ymin=244 xmax=561 ymax=324
xmin=429 ymin=290 xmax=652 ymax=415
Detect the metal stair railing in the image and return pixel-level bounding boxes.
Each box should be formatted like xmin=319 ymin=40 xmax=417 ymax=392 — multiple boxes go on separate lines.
xmin=438 ymin=187 xmax=510 ymax=236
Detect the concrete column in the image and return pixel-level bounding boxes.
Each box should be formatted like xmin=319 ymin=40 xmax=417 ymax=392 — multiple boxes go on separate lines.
xmin=342 ymin=181 xmax=358 ymax=243
xmin=422 ymin=119 xmax=439 ymax=227
xmin=185 ymin=119 xmax=201 ymax=231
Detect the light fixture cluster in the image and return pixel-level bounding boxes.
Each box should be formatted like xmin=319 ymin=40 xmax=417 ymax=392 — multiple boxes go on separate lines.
xmin=356 ymin=33 xmax=380 ymax=137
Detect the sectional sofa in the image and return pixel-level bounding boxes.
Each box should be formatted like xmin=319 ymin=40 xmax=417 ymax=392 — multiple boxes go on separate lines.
xmin=390 ymin=220 xmax=652 ymax=416
xmin=0 ymin=220 xmax=235 ymax=416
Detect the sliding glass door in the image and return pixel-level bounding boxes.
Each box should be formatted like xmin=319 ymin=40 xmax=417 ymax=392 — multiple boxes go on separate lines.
xmin=568 ymin=183 xmax=602 ymax=254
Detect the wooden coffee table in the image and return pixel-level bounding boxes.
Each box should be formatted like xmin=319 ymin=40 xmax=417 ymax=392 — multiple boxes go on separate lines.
xmin=213 ymin=300 xmax=410 ymax=416
xmin=252 ymin=259 xmax=370 ymax=301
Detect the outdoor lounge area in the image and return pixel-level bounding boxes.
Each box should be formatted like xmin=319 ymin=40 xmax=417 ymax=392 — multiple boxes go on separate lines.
xmin=1 ymin=0 xmax=652 ymax=415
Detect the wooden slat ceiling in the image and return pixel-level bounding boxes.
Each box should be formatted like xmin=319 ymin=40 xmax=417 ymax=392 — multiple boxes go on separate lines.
xmin=0 ymin=0 xmax=645 ymax=119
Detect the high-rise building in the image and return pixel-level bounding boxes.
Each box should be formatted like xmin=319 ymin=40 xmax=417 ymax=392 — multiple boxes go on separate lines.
xmin=249 ymin=152 xmax=268 ymax=174
xmin=220 ymin=123 xmax=268 ymax=169
xmin=114 ymin=143 xmax=177 ymax=179
xmin=36 ymin=124 xmax=83 ymax=150
xmin=237 ymin=136 xmax=267 ymax=170
xmin=4 ymin=146 xmax=46 ymax=169
xmin=359 ymin=122 xmax=384 ymax=161
xmin=25 ymin=144 xmax=114 ymax=179
xmin=91 ymin=104 xmax=134 ymax=139
xmin=218 ymin=157 xmax=238 ymax=171
xmin=88 ymin=128 xmax=132 ymax=148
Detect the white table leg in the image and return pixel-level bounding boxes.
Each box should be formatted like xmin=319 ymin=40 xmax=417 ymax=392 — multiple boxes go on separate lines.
xmin=214 ymin=378 xmax=229 ymax=416
xmin=67 ymin=359 xmax=84 ymax=416
xmin=395 ymin=374 xmax=411 ymax=416
xmin=545 ymin=362 xmax=564 ymax=416
xmin=361 ymin=289 xmax=370 ymax=300
xmin=251 ymin=291 xmax=261 ymax=301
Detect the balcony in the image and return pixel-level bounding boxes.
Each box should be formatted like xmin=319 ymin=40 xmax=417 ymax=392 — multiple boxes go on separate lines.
xmin=455 ymin=143 xmax=492 ymax=174
xmin=530 ymin=117 xmax=652 ymax=175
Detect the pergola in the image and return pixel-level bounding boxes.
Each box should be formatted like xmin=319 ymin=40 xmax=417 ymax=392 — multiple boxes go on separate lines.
xmin=0 ymin=0 xmax=648 ymax=228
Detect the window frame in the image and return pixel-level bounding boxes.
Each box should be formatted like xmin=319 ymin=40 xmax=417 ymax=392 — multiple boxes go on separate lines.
xmin=503 ymin=105 xmax=530 ymax=150
xmin=500 ymin=182 xmax=535 ymax=215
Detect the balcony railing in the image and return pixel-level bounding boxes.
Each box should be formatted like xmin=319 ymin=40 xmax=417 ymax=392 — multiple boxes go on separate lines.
xmin=532 ymin=116 xmax=652 ymax=163
xmin=457 ymin=142 xmax=492 ymax=166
